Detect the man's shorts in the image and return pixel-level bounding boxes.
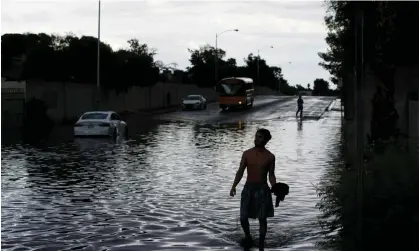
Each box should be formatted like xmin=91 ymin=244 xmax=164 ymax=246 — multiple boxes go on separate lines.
xmin=240 ymin=182 xmax=274 ymax=220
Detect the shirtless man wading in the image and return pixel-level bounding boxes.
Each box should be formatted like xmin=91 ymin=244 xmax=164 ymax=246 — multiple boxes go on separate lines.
xmin=230 ymin=128 xmax=276 ymax=251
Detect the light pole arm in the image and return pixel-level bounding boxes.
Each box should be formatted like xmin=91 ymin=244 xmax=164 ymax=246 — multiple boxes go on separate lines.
xmin=215 ymin=34 xmax=218 ymax=85
xmin=216 ymin=29 xmax=237 ymax=37
xmin=214 ymin=29 xmax=238 ymax=84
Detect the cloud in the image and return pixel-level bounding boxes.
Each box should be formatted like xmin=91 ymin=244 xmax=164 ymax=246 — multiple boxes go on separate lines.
xmin=1 ymin=0 xmax=332 ymax=85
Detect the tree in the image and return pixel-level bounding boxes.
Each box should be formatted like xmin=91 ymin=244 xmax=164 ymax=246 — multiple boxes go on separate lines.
xmin=317 ymin=2 xmax=419 ymax=250
xmin=240 ymin=53 xmax=286 ymax=90
xmin=186 ymin=44 xmax=240 ymax=87
xmin=296 ymin=84 xmax=306 ymax=92
xmin=186 ymin=46 xmax=288 ymax=89
xmin=312 ymin=78 xmax=330 ymax=96
xmin=2 ymin=33 xmax=294 ymax=94
xmin=279 ymin=78 xmax=298 ymax=95
xmin=318 ymin=1 xmax=419 ymax=140
xmin=1 ymin=33 xmax=160 ymax=93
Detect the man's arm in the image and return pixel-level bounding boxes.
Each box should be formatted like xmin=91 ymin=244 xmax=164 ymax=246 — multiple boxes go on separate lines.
xmin=231 ymin=152 xmax=247 ymax=189
xmin=268 ymin=156 xmax=277 ymax=187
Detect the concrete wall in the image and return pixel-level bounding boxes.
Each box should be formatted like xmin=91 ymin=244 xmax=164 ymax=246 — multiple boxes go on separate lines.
xmin=342 ymin=65 xmax=419 ymax=165
xmin=1 ymin=78 xmax=27 ymax=128
xmin=25 ymin=81 xmax=219 ymax=122
xmin=394 ymin=66 xmax=419 ymax=135
xmin=344 ymin=65 xmax=419 ymax=137
xmin=24 ymin=81 xmax=280 ymax=122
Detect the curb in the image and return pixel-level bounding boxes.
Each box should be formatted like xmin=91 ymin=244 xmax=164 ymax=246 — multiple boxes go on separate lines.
xmin=318 ymin=99 xmax=337 ymax=119
xmin=326 ymin=99 xmax=337 ymax=111
xmin=330 ymin=99 xmax=343 ymax=111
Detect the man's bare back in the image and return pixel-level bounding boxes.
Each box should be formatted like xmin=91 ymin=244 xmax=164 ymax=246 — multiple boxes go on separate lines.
xmin=243 ymin=148 xmax=275 ymax=183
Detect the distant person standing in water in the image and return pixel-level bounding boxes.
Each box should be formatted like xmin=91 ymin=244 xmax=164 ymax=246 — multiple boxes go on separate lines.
xmin=230 ymin=128 xmax=276 ymax=251
xmin=296 ymin=94 xmax=304 ymax=118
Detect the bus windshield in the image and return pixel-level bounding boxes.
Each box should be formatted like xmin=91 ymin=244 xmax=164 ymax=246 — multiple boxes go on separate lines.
xmin=219 ymin=83 xmax=246 ymax=96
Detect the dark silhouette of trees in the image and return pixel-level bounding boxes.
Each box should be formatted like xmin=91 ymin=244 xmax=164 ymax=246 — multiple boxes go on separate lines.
xmin=1 ymin=33 xmax=160 ymax=93
xmin=2 ymin=33 xmax=302 ymax=95
xmin=319 ymin=1 xmax=419 ymax=88
xmin=186 ymin=45 xmax=297 ymax=94
xmin=186 ymin=45 xmax=238 ymax=87
xmin=318 ymin=1 xmax=419 ymax=139
xmin=279 ymin=78 xmax=297 ymax=96
xmin=311 ymin=78 xmax=339 ymax=96
xmin=312 ymin=78 xmax=330 ymax=96
xmin=296 ymin=84 xmax=307 ymax=92
xmin=317 ymin=2 xmax=419 ymax=251
xmin=113 ymin=38 xmax=160 ymax=92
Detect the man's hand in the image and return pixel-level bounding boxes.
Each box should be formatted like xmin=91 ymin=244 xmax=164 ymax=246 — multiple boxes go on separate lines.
xmin=230 ymin=187 xmax=236 ymax=197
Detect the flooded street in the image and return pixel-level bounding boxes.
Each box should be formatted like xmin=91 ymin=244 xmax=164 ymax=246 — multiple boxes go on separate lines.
xmin=2 ymin=97 xmax=342 ymax=251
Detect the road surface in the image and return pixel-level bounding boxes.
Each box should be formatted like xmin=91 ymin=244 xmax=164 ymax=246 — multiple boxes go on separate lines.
xmin=156 ymin=96 xmax=335 ymax=124
xmin=1 ymin=96 xmax=341 ymax=251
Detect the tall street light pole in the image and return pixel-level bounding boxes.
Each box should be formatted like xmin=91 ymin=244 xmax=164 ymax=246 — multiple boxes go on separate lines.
xmin=215 ymin=29 xmax=239 ymax=85
xmin=257 ymin=45 xmax=274 ymax=86
xmin=277 ymin=62 xmax=292 ymax=95
xmin=97 ymin=0 xmax=101 ymax=103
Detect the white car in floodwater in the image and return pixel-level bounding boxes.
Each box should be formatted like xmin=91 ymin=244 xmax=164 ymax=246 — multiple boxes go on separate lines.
xmin=181 ymin=95 xmax=207 ymax=110
xmin=74 ymin=111 xmax=128 ymax=138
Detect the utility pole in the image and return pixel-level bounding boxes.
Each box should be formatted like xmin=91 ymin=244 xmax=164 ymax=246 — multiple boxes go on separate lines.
xmin=354 ymin=7 xmax=365 ymax=251
xmin=214 ymin=29 xmax=239 ymax=87
xmin=256 ymin=46 xmax=273 ymax=87
xmin=257 ymin=50 xmax=260 ymax=86
xmin=215 ymin=34 xmax=218 ymax=86
xmin=96 ymin=0 xmax=101 ymax=109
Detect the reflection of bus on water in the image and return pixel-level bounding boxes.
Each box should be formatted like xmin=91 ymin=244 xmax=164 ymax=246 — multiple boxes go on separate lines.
xmin=218 ymin=77 xmax=254 ymax=111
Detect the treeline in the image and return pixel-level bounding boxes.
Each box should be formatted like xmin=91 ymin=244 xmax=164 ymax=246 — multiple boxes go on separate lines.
xmin=2 ymin=32 xmax=310 ymax=95
xmin=319 ymin=1 xmax=419 ymax=140
xmin=317 ymin=1 xmax=419 ymax=250
xmin=310 ymin=78 xmax=339 ymax=96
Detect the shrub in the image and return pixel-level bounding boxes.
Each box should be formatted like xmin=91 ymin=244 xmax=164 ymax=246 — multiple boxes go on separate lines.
xmin=317 ymin=143 xmax=419 ymax=250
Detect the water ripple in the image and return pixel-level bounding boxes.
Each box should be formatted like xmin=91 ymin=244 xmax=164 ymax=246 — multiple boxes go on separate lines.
xmin=2 ymin=113 xmax=342 ymax=250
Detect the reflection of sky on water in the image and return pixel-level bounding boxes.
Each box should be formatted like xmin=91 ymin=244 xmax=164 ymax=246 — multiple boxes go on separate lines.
xmin=1 ymin=113 xmax=342 ymax=250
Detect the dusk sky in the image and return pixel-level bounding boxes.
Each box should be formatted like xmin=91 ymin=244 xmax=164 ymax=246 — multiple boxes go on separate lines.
xmin=2 ymin=0 xmax=332 ymax=87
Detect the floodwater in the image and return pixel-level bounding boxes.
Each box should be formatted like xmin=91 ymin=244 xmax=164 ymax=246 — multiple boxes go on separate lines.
xmin=2 ymin=108 xmax=342 ymax=251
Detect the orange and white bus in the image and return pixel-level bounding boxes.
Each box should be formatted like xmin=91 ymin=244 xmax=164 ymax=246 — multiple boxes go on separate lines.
xmin=218 ymin=77 xmax=254 ymax=111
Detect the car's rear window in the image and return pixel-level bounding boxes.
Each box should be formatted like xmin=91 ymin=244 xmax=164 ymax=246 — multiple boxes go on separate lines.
xmin=187 ymin=96 xmax=200 ymax=100
xmin=81 ymin=113 xmax=108 ymax=120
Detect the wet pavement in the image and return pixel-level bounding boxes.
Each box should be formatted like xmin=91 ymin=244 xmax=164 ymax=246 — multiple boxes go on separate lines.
xmin=2 ymin=96 xmax=341 ymax=251
xmin=157 ymin=96 xmax=335 ymax=123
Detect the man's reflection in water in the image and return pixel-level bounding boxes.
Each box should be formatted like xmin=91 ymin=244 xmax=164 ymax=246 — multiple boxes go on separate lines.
xmin=297 ymin=119 xmax=303 ymax=131
xmin=237 ymin=120 xmax=245 ymax=130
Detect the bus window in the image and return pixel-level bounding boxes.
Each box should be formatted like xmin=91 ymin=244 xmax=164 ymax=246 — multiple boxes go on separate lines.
xmin=219 ymin=81 xmax=246 ymax=96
